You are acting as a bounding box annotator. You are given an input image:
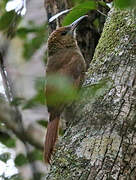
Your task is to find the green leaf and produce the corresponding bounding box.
[46,74,78,106]
[82,78,112,101]
[23,77,46,109]
[15,154,28,166]
[16,23,47,39]
[114,0,136,9]
[0,152,10,163]
[0,10,21,34]
[22,24,48,60]
[22,95,43,109]
[37,120,48,127]
[0,132,16,148]
[11,97,25,106]
[59,128,65,136]
[0,11,15,30]
[28,150,43,162]
[22,90,45,109]
[34,77,46,92]
[16,27,38,38]
[0,0,9,13]
[23,90,46,109]
[23,35,44,60]
[62,1,97,26]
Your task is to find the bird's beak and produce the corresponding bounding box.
[70,15,88,32]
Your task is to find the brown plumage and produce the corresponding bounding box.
[44,16,87,164]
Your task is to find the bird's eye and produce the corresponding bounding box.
[61,31,67,36]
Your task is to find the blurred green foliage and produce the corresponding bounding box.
[0,0,135,179]
[82,78,112,102]
[114,0,136,9]
[0,132,16,148]
[23,74,78,109]
[11,97,25,106]
[17,23,48,60]
[46,74,78,106]
[37,119,48,127]
[0,11,19,30]
[63,0,136,26]
[27,149,43,162]
[15,153,28,166]
[62,1,97,26]
[15,150,43,166]
[0,0,47,60]
[0,2,21,37]
[23,76,46,109]
[0,0,9,9]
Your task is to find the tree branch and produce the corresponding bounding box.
[0,49,44,178]
[0,95,43,150]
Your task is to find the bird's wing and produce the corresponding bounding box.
[46,48,86,80]
[45,48,86,114]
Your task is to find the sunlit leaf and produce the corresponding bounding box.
[62,1,97,26]
[15,153,28,166]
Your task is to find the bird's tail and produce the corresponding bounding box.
[44,116,60,164]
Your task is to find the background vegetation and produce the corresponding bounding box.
[0,0,135,179]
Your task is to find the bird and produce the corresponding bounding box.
[44,15,87,164]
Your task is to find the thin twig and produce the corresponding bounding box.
[0,51,41,178]
[0,52,13,101]
[97,10,107,17]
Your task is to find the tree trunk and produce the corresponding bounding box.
[46,7,136,180]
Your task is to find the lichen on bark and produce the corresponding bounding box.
[46,8,136,180]
[92,8,136,64]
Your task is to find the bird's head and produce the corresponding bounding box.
[48,15,88,55]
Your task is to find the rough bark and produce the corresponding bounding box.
[46,8,136,180]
